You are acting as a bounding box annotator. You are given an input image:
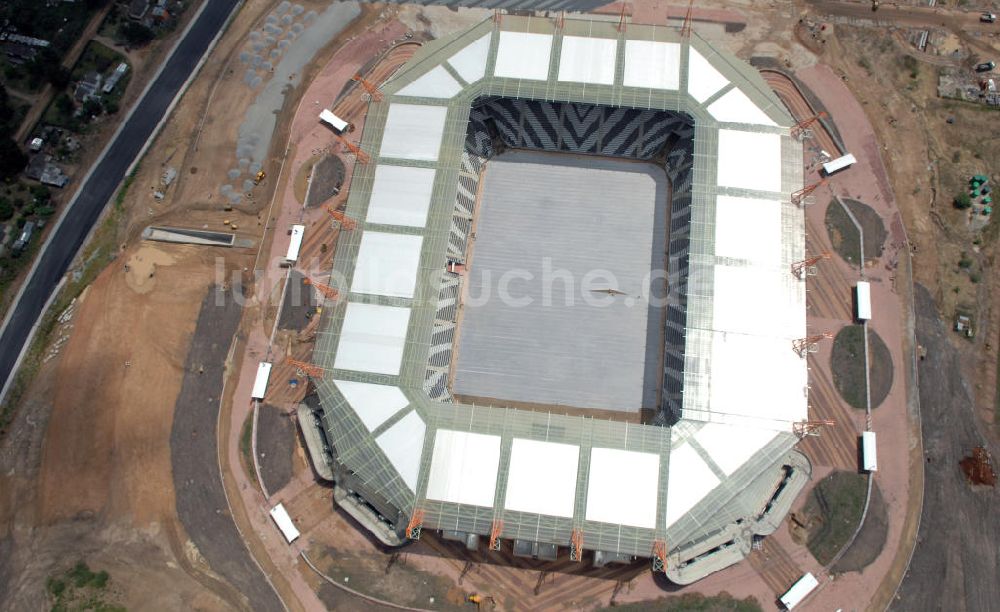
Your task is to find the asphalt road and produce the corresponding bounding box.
[0,0,240,401]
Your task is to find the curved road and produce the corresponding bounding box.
[0,0,241,401]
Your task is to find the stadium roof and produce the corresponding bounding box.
[312,15,807,562]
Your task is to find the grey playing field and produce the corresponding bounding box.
[453,150,668,412]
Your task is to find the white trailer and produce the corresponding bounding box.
[269,503,301,544]
[319,109,349,133]
[862,431,878,472]
[285,224,305,264]
[780,572,819,610]
[855,281,872,321]
[822,153,857,175]
[251,362,272,400]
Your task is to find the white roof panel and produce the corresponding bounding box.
[447,33,491,84]
[333,303,411,375]
[707,331,808,427]
[350,232,423,299]
[557,36,617,85]
[687,48,730,103]
[707,88,777,126]
[714,195,782,266]
[367,164,435,228]
[585,447,660,529]
[623,40,680,90]
[665,443,720,528]
[397,65,463,99]
[426,429,502,507]
[332,380,409,432]
[504,439,579,518]
[716,129,783,193]
[380,104,448,162]
[712,264,804,337]
[694,423,778,476]
[494,31,552,81]
[375,410,426,491]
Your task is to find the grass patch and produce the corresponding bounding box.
[597,593,762,612]
[239,410,258,487]
[830,324,894,410]
[47,561,122,612]
[802,471,868,565]
[824,198,887,266]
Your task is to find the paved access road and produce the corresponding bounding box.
[0,0,240,399]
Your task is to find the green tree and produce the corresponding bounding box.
[954,192,972,209]
[0,198,13,221]
[0,138,27,181]
[119,22,154,47]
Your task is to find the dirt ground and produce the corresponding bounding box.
[0,0,339,608]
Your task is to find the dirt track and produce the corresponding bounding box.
[893,285,1000,610]
[170,284,283,612]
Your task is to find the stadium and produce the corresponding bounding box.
[302,15,812,584]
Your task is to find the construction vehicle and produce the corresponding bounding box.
[871,0,879,11]
[466,594,496,609]
[975,60,996,73]
[254,170,266,185]
[981,12,996,23]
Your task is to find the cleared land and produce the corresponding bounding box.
[453,150,668,413]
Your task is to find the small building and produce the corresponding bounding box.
[74,72,102,103]
[12,221,36,256]
[822,153,857,176]
[780,572,819,610]
[25,154,69,188]
[319,109,349,133]
[102,62,129,94]
[855,281,871,322]
[269,503,300,544]
[29,137,44,152]
[2,41,38,65]
[251,362,272,400]
[861,431,877,472]
[285,224,305,264]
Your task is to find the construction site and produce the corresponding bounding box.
[10,0,1000,610]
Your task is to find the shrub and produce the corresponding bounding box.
[954,192,972,209]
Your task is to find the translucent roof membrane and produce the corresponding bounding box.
[333,303,411,375]
[397,65,463,99]
[494,31,552,81]
[447,33,491,84]
[585,447,660,529]
[694,423,778,476]
[426,429,502,507]
[713,195,783,266]
[716,129,783,193]
[333,379,409,432]
[707,88,777,126]
[665,443,720,528]
[504,438,580,518]
[623,40,681,90]
[375,410,426,491]
[366,164,436,228]
[379,103,448,161]
[350,231,423,299]
[687,47,729,103]
[557,36,618,85]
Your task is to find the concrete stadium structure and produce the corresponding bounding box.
[300,15,812,584]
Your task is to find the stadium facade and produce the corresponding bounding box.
[302,15,811,584]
